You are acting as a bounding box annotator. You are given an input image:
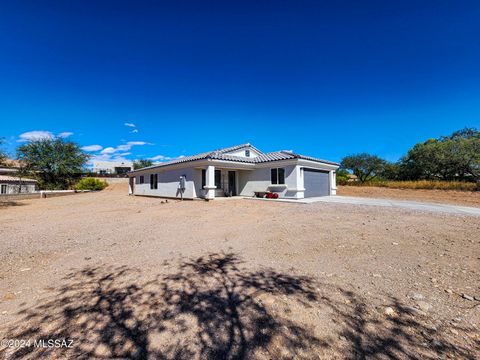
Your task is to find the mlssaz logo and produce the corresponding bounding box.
[34,339,74,348]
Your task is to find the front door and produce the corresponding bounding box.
[228,171,236,196]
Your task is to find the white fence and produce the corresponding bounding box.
[0,190,91,202]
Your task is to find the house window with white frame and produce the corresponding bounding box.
[201,169,222,188]
[270,168,285,185]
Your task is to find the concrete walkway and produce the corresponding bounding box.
[306,196,480,216]
[246,196,480,216]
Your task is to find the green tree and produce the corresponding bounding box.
[133,159,154,170]
[399,128,480,181]
[340,153,387,183]
[0,137,7,165]
[16,138,90,190]
[380,162,401,180]
[447,128,480,181]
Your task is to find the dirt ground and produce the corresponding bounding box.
[0,183,479,359]
[338,185,480,207]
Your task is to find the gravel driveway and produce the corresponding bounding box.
[0,184,479,359]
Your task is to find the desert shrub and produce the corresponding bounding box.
[341,180,477,191]
[75,178,107,191]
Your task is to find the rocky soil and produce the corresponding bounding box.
[0,183,479,359]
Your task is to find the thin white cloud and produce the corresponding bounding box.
[124,123,136,127]
[18,130,74,142]
[81,145,103,152]
[57,132,73,138]
[100,147,116,154]
[88,154,111,163]
[88,154,131,164]
[85,140,151,165]
[94,141,149,155]
[116,144,132,151]
[149,155,171,161]
[149,154,184,163]
[127,141,148,146]
[18,130,54,142]
[130,129,139,133]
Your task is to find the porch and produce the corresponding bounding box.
[199,165,251,199]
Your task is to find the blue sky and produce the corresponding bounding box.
[1,1,479,164]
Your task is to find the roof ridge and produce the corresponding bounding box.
[216,143,252,154]
[129,144,339,173]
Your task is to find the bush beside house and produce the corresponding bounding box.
[75,178,108,191]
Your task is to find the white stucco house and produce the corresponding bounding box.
[0,175,37,194]
[128,144,339,200]
[0,161,37,194]
[92,160,133,175]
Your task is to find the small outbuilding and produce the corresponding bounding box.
[128,144,339,200]
[0,175,37,195]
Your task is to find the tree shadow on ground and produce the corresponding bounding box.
[0,201,27,208]
[1,252,477,359]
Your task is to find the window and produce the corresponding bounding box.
[201,169,222,188]
[139,175,144,184]
[245,150,250,157]
[150,174,158,189]
[1,184,7,194]
[271,168,285,185]
[215,170,221,188]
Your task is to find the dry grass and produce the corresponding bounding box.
[338,185,480,207]
[344,180,478,191]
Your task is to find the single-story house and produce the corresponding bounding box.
[128,143,339,200]
[0,175,37,194]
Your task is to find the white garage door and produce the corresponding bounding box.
[304,169,330,197]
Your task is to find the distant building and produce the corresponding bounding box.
[92,160,133,175]
[0,159,22,175]
[0,175,37,194]
[0,160,37,194]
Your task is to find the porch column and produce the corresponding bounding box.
[292,165,305,199]
[330,170,337,195]
[204,165,216,200]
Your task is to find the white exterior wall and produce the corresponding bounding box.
[330,170,337,195]
[225,148,261,158]
[128,158,338,200]
[238,164,301,198]
[0,183,36,194]
[133,168,198,199]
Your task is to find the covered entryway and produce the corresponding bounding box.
[303,168,330,197]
